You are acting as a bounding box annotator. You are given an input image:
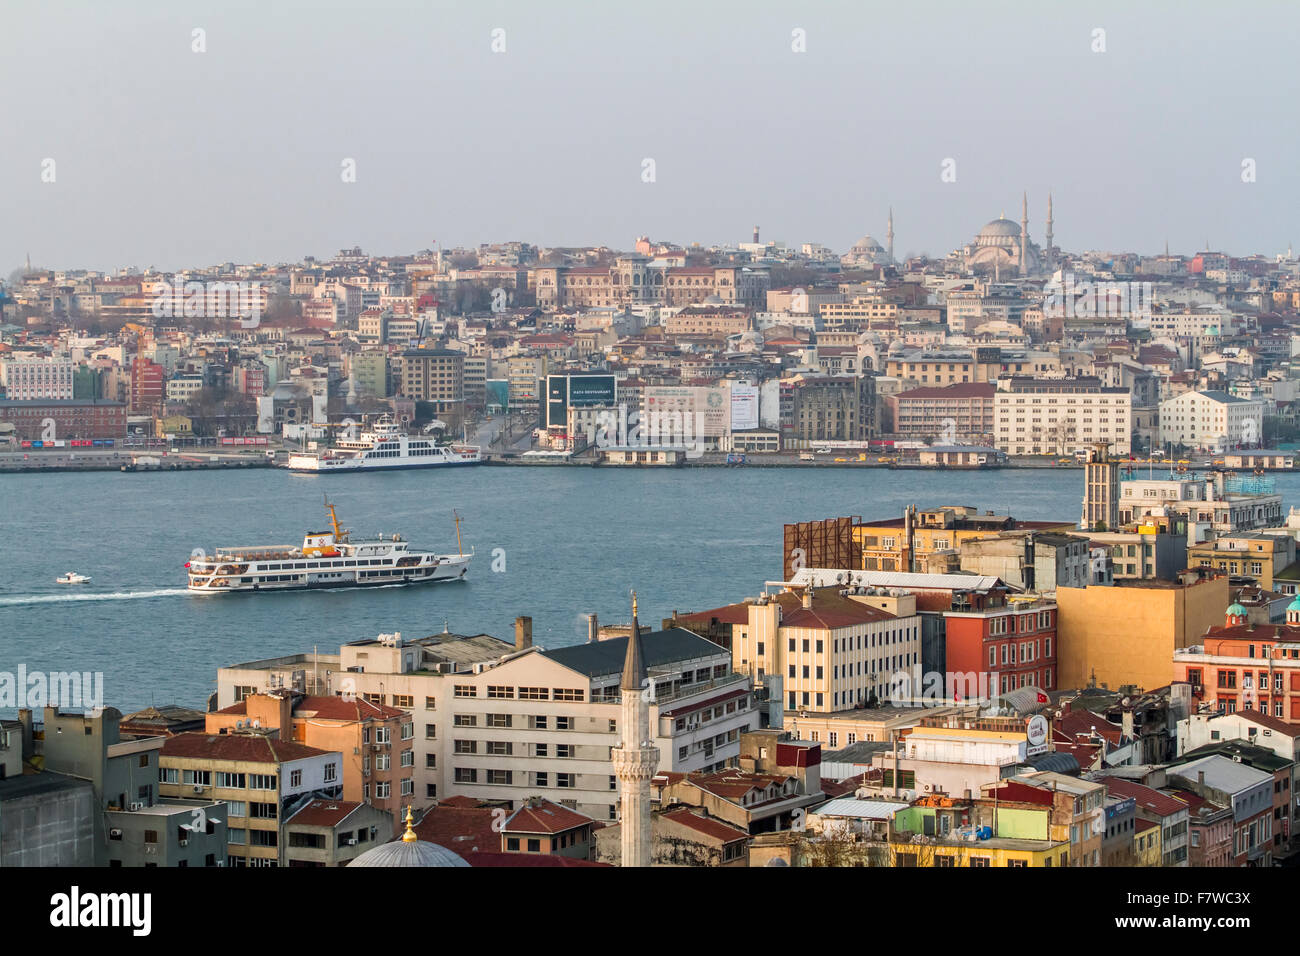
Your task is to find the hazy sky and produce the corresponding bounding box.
[1,0,1296,272]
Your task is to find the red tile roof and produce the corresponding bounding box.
[437,795,491,809]
[1103,779,1190,818]
[503,800,593,835]
[160,732,332,764]
[294,696,407,721]
[413,805,500,853]
[680,588,897,632]
[286,800,365,828]
[659,807,749,843]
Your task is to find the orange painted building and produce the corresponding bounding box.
[945,598,1058,696]
[1174,598,1300,721]
[207,691,413,832]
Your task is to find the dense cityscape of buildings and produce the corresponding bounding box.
[2,209,1298,463]
[6,218,1300,871]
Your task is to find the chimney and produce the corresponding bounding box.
[586,613,599,644]
[514,616,533,651]
[802,588,813,610]
[1198,770,1205,786]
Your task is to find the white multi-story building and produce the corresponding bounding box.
[1145,305,1241,339]
[217,622,754,823]
[1159,389,1265,451]
[165,374,205,403]
[0,357,75,400]
[994,376,1132,456]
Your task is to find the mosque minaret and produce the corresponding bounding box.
[1045,193,1054,270]
[1019,192,1029,277]
[611,591,659,867]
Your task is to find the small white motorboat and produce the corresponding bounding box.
[56,572,91,584]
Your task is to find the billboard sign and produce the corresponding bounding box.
[730,383,759,431]
[1026,714,1049,756]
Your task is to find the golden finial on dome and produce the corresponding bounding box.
[401,805,417,842]
[631,589,638,619]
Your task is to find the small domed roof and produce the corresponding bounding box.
[349,807,471,868]
[1287,597,1300,612]
[1226,602,1248,617]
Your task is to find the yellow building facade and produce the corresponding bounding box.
[1055,574,1227,691]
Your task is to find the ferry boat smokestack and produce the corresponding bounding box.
[586,613,599,643]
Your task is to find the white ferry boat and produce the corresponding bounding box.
[186,498,471,594]
[287,416,481,473]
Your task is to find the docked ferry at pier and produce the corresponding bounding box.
[185,499,471,593]
[287,416,481,472]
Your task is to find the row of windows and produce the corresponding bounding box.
[458,685,586,701]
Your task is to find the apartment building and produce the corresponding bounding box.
[281,799,395,866]
[1175,599,1300,721]
[1118,474,1283,534]
[391,348,465,428]
[994,376,1132,456]
[1099,777,1190,866]
[206,691,413,831]
[888,383,995,442]
[1056,572,1228,691]
[1187,532,1296,589]
[661,306,751,337]
[218,623,754,823]
[0,357,75,399]
[945,597,1059,696]
[158,733,344,867]
[684,586,922,714]
[787,375,876,443]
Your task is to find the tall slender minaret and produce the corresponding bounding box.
[1045,193,1054,270]
[1019,191,1029,277]
[611,590,658,867]
[886,208,895,264]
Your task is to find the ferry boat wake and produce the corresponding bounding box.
[185,497,471,594]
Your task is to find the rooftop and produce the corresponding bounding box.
[541,627,727,681]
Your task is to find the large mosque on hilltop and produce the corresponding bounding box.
[845,194,1058,277]
[958,193,1055,277]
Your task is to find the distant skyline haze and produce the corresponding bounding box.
[1,0,1295,272]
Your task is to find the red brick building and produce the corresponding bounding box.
[0,399,127,441]
[888,382,996,442]
[130,357,165,413]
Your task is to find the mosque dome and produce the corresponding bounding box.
[348,808,471,868]
[853,235,884,251]
[975,218,1022,245]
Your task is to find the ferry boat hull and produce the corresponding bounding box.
[187,553,470,594]
[186,498,473,594]
[285,415,482,473]
[287,454,480,473]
